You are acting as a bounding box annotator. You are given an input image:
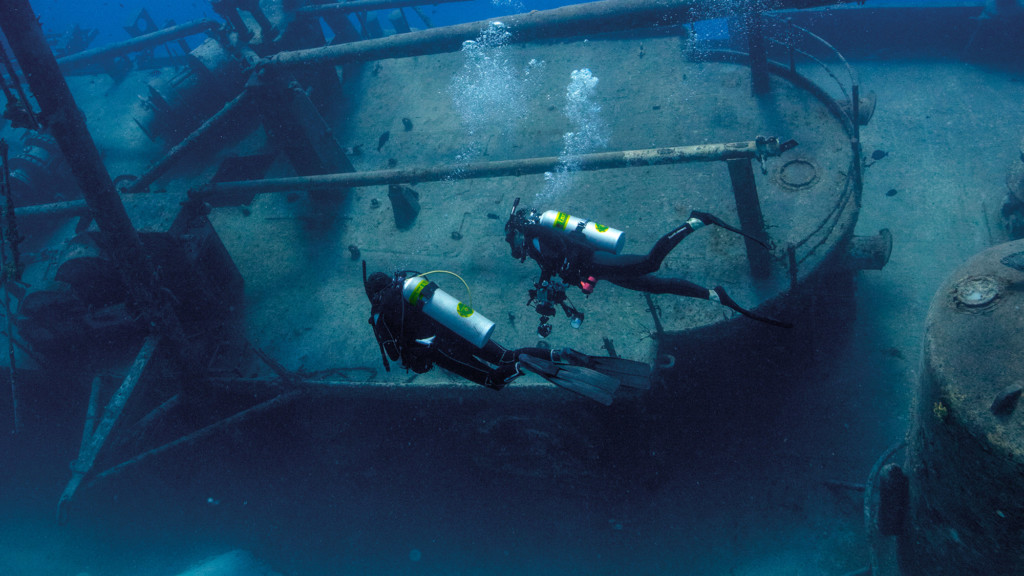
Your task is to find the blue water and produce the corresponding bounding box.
[2,0,1020,575]
[33,0,989,44]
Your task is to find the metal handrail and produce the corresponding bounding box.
[765,13,861,140]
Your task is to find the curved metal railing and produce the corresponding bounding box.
[762,13,862,142]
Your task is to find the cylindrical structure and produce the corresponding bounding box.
[8,132,80,205]
[538,209,625,254]
[133,38,254,141]
[900,239,1024,575]
[402,276,495,348]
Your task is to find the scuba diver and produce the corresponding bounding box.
[363,263,651,405]
[503,198,792,335]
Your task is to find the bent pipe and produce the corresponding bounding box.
[266,0,862,69]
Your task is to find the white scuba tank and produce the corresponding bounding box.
[402,276,495,348]
[538,210,626,254]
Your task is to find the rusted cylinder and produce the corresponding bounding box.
[267,0,860,69]
[8,132,80,205]
[56,19,218,71]
[900,239,1024,575]
[133,38,255,141]
[844,229,893,271]
[198,138,788,198]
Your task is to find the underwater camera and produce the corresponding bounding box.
[528,278,584,338]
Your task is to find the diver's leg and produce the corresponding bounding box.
[607,276,791,328]
[589,219,705,277]
[593,212,733,277]
[607,275,709,299]
[643,216,707,271]
[434,346,515,390]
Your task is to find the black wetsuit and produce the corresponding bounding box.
[367,273,554,390]
[508,209,791,328]
[519,217,709,299]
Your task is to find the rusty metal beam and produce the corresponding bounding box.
[267,0,861,69]
[13,198,89,221]
[125,88,254,195]
[727,157,771,278]
[57,336,159,524]
[197,137,791,199]
[56,19,219,71]
[297,0,470,17]
[90,389,305,485]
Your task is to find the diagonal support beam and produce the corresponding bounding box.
[57,335,159,524]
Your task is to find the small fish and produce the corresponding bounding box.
[871,149,888,161]
[377,131,390,151]
[402,117,413,131]
[1000,251,1024,272]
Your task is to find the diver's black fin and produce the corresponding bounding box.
[519,354,619,405]
[559,349,652,390]
[588,356,652,390]
[691,210,771,250]
[712,286,793,329]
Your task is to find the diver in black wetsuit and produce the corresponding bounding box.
[503,198,791,333]
[363,265,651,405]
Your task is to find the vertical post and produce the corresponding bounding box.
[0,38,39,129]
[786,17,796,74]
[0,140,20,433]
[211,0,253,42]
[851,83,861,142]
[0,0,194,373]
[389,9,412,34]
[747,9,770,96]
[727,158,771,278]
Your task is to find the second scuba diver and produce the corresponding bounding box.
[363,263,651,405]
[504,198,792,334]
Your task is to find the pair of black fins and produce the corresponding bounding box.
[518,351,652,406]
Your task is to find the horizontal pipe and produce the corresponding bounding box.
[198,138,788,198]
[14,199,89,220]
[57,19,219,71]
[297,0,469,17]
[267,0,860,69]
